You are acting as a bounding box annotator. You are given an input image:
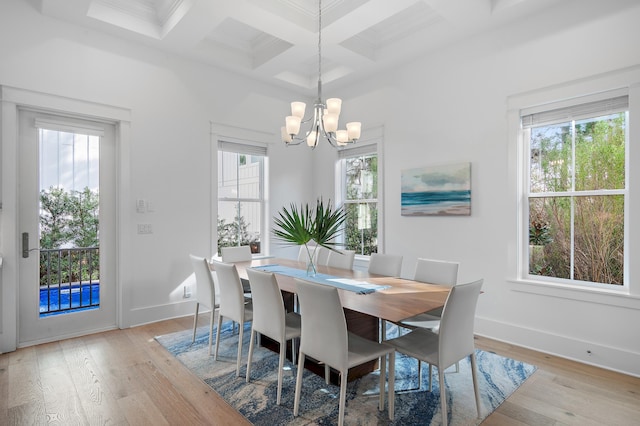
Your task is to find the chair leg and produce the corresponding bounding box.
[338,370,348,426]
[388,351,395,420]
[470,353,482,418]
[277,344,285,405]
[325,364,330,385]
[208,308,215,356]
[439,366,447,426]
[293,353,306,416]
[381,319,387,341]
[428,363,433,392]
[214,314,223,361]
[246,328,256,383]
[378,356,385,411]
[192,302,200,343]
[236,321,244,377]
[418,360,422,389]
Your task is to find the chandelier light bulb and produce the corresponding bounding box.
[326,98,342,115]
[336,130,348,145]
[281,126,292,143]
[291,102,306,118]
[323,113,338,132]
[285,115,301,135]
[307,131,317,147]
[346,122,361,140]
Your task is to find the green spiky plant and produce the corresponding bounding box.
[273,198,346,275]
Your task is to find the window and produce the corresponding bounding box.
[521,95,628,286]
[217,141,266,255]
[338,144,378,255]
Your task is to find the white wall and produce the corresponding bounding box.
[312,2,640,375]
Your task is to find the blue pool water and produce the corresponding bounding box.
[39,283,100,317]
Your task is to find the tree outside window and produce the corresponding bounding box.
[342,152,378,255]
[525,104,626,285]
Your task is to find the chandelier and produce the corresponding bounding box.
[280,0,361,149]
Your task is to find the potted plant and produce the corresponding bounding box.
[529,219,552,274]
[273,198,346,276]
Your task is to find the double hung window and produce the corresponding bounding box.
[217,141,266,255]
[338,144,378,255]
[521,94,628,286]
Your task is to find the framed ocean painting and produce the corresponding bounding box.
[401,162,471,216]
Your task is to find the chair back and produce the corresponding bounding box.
[246,268,286,340]
[212,260,246,322]
[438,279,483,368]
[189,254,217,309]
[221,245,252,262]
[295,279,348,370]
[315,246,331,266]
[297,243,317,263]
[413,258,459,286]
[368,253,403,276]
[327,249,356,270]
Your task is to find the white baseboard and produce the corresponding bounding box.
[126,299,200,328]
[475,316,640,378]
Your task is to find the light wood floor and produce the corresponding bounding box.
[1,314,638,425]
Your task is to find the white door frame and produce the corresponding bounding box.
[0,86,132,352]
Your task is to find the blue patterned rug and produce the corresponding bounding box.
[156,322,536,425]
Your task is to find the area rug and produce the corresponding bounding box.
[156,322,536,425]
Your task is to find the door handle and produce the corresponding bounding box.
[22,232,40,258]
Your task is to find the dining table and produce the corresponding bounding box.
[216,257,452,382]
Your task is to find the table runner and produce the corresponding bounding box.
[251,264,389,294]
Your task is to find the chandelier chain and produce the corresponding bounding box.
[318,0,322,92]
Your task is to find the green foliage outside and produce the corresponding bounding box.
[217,212,260,254]
[529,113,625,284]
[344,154,378,255]
[39,187,99,285]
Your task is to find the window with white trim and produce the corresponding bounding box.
[217,141,266,255]
[338,143,378,255]
[521,94,628,286]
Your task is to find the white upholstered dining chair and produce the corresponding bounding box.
[326,249,356,270]
[369,253,403,341]
[315,246,332,266]
[399,258,459,329]
[245,268,301,405]
[189,254,219,355]
[221,245,252,262]
[396,257,460,383]
[212,260,253,377]
[385,279,483,426]
[293,278,395,426]
[368,253,403,276]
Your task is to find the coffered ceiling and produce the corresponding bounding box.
[31,0,634,94]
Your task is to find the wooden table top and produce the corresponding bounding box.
[221,257,451,323]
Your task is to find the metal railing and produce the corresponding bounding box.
[39,247,100,315]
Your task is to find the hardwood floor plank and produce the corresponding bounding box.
[40,363,88,425]
[8,358,43,409]
[7,401,47,426]
[118,390,170,425]
[59,337,128,425]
